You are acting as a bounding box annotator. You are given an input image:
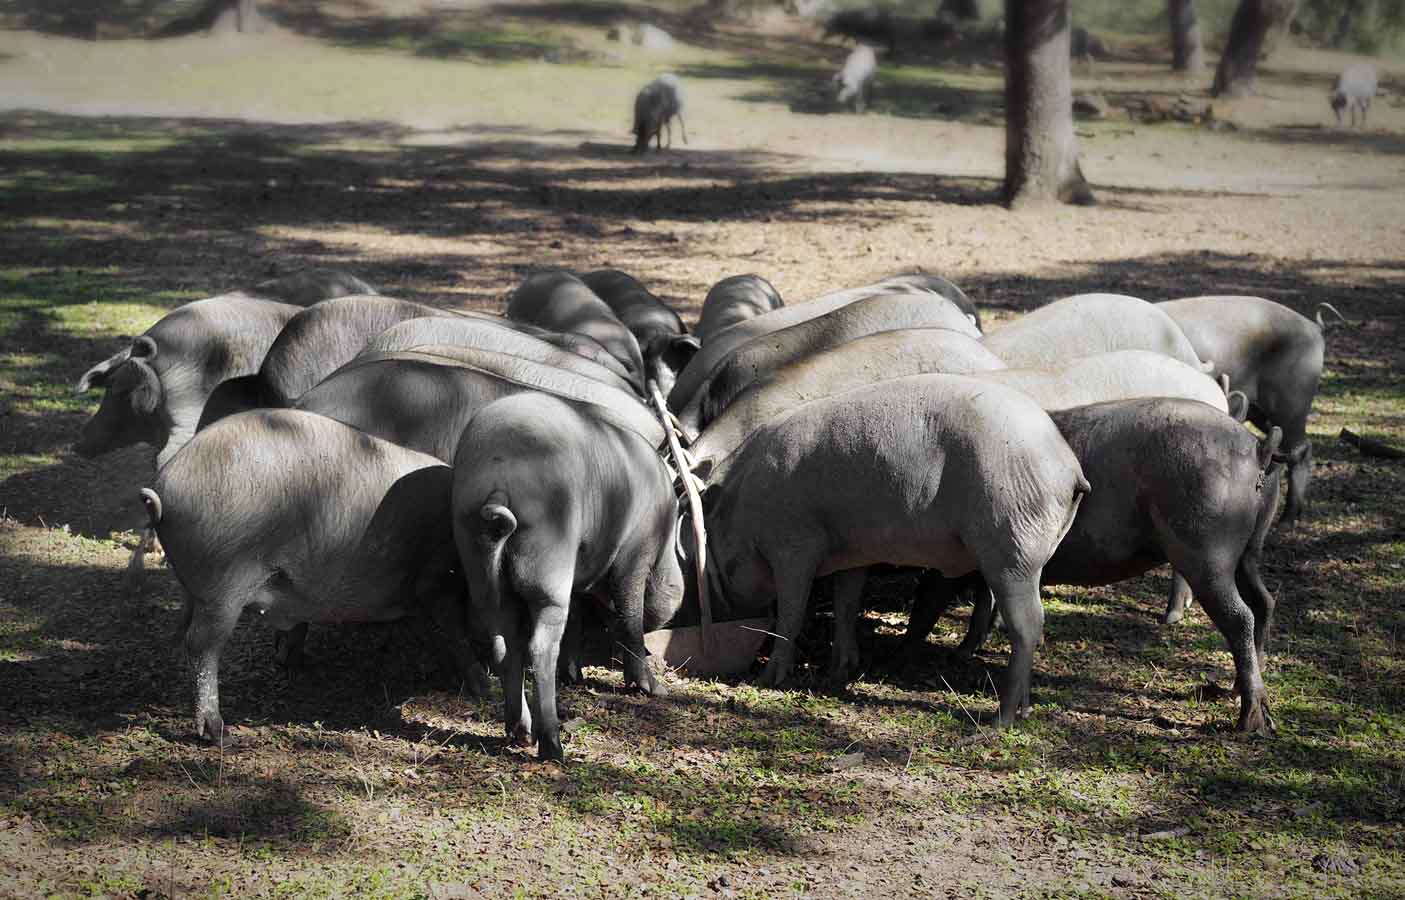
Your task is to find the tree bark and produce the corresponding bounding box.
[1168,0,1205,73]
[1002,0,1094,208]
[236,0,258,33]
[1211,0,1297,97]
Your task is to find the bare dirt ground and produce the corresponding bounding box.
[1,2,1403,897]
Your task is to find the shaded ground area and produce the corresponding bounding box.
[2,9,1404,899]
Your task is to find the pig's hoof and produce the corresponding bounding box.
[630,672,669,698]
[465,663,492,698]
[1160,606,1186,626]
[1237,696,1276,735]
[558,659,584,685]
[538,736,564,762]
[756,659,790,689]
[507,724,534,749]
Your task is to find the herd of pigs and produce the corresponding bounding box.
[70,267,1344,761]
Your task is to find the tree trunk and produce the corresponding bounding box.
[236,0,258,33]
[1211,0,1296,97]
[1002,0,1094,208]
[1168,0,1205,73]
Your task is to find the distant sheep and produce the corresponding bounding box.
[833,44,877,112]
[1331,62,1377,127]
[632,74,687,153]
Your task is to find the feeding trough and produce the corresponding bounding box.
[643,617,773,676]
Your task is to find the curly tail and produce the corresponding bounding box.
[479,490,519,616]
[1315,302,1346,330]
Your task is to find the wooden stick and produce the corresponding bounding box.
[651,384,712,657]
[1340,428,1405,460]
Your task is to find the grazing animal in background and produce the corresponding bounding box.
[694,274,785,345]
[834,44,877,112]
[1157,295,1342,535]
[147,409,489,744]
[453,393,686,760]
[1330,62,1377,127]
[698,373,1089,725]
[891,399,1284,734]
[1070,26,1107,65]
[632,74,687,153]
[822,7,897,53]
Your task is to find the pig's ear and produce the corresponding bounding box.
[130,335,158,359]
[76,346,132,393]
[128,358,162,415]
[657,333,701,373]
[1227,390,1250,423]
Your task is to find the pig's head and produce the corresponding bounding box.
[73,335,166,458]
[642,333,701,400]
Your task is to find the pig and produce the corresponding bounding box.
[239,268,378,305]
[506,271,648,395]
[144,409,488,743]
[980,293,1211,372]
[672,288,983,438]
[876,273,982,331]
[691,327,1007,467]
[834,44,877,113]
[632,74,687,153]
[893,399,1283,734]
[694,274,784,345]
[670,276,969,416]
[1157,295,1341,531]
[698,373,1089,726]
[74,295,300,468]
[361,316,636,394]
[453,393,686,760]
[252,295,455,407]
[579,269,700,397]
[1330,62,1377,127]
[298,345,664,462]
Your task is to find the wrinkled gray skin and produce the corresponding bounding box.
[579,269,699,397]
[148,409,488,744]
[699,374,1089,726]
[252,295,457,407]
[981,293,1210,372]
[1330,62,1377,127]
[453,393,686,760]
[674,288,982,438]
[239,268,378,306]
[876,273,982,331]
[298,345,664,462]
[1158,295,1331,533]
[895,399,1283,734]
[670,277,969,414]
[362,316,635,394]
[632,74,687,153]
[691,327,1006,467]
[694,274,784,345]
[506,271,648,395]
[833,44,877,112]
[74,295,301,467]
[978,350,1228,413]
